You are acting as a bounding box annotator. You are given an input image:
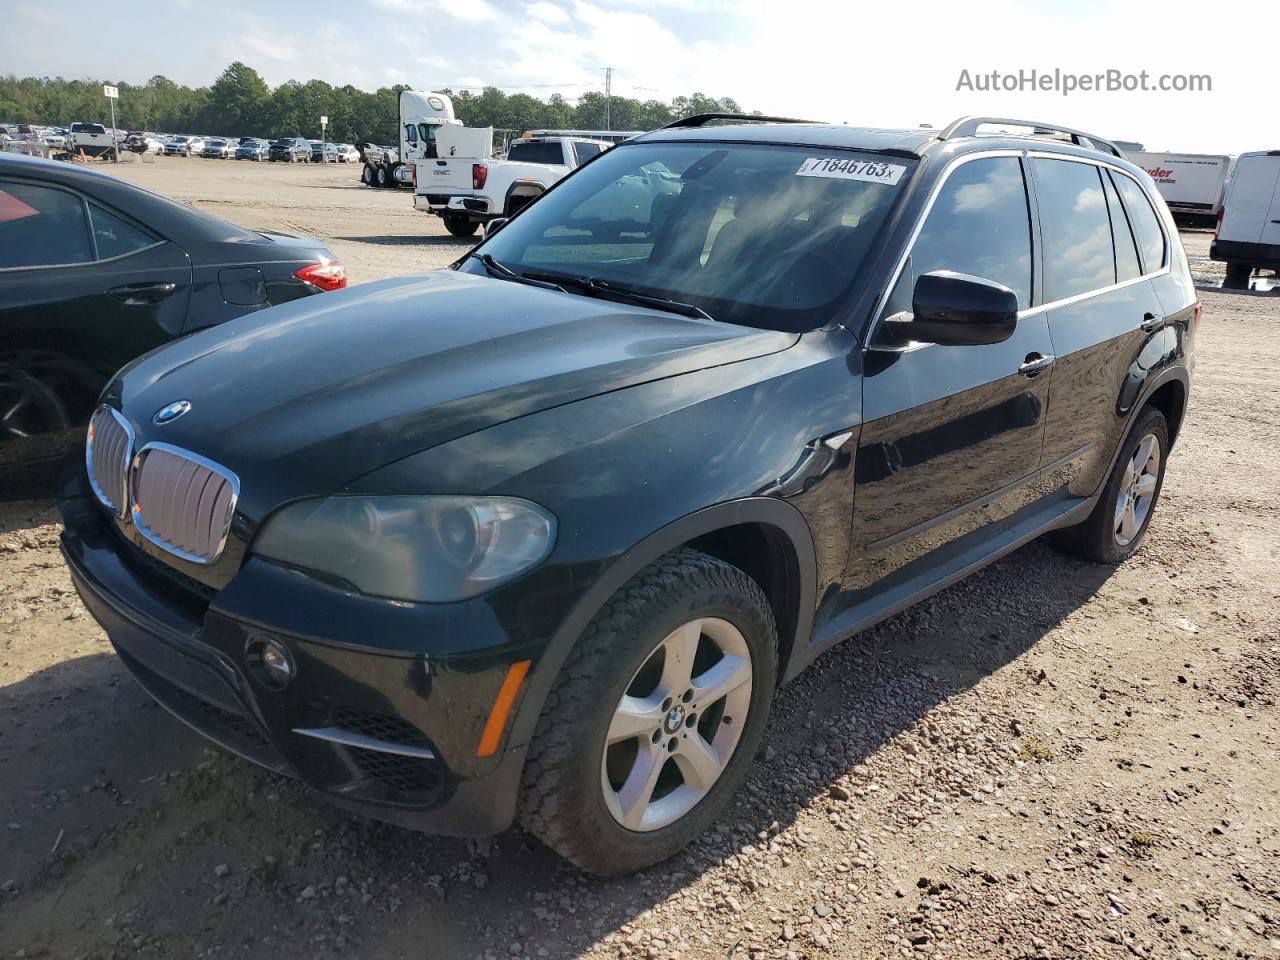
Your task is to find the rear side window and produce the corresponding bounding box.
[889,156,1033,311]
[0,181,92,268]
[1111,172,1166,273]
[89,202,158,259]
[1032,158,1115,301]
[404,124,418,143]
[573,141,603,165]
[1102,172,1142,282]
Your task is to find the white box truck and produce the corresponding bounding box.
[1210,150,1280,289]
[1129,151,1233,227]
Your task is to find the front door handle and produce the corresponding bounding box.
[1140,311,1164,332]
[107,282,177,305]
[1019,353,1056,377]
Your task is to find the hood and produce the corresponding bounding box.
[108,270,796,519]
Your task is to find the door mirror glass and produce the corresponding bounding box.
[886,270,1018,346]
[483,217,509,237]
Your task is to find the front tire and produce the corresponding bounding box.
[518,549,777,875]
[1050,406,1169,563]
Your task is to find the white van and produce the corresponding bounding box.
[1211,150,1280,289]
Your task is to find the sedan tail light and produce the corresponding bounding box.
[294,261,347,291]
[472,163,488,190]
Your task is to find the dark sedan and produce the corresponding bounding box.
[0,152,345,495]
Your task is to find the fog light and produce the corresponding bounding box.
[247,636,294,690]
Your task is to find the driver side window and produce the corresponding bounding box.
[882,156,1033,318]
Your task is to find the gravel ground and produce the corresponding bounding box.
[1,158,1279,960]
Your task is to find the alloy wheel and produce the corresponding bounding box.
[601,617,753,832]
[1114,432,1161,547]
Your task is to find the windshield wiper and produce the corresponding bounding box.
[522,271,713,321]
[471,253,565,292]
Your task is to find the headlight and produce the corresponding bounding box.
[253,496,556,603]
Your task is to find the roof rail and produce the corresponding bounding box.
[938,116,1123,158]
[662,113,820,129]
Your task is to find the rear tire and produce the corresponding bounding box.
[375,164,390,188]
[1223,262,1252,290]
[443,214,479,237]
[518,549,777,876]
[361,164,376,186]
[1049,406,1169,564]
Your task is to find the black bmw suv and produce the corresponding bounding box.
[59,115,1196,875]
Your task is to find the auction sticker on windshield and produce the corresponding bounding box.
[796,157,906,185]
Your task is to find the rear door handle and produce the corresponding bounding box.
[1140,311,1164,332]
[107,282,177,305]
[1018,353,1056,377]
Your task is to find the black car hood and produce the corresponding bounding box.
[108,270,796,519]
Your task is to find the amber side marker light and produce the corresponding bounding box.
[476,659,532,757]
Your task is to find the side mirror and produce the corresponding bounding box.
[483,217,509,238]
[885,270,1019,346]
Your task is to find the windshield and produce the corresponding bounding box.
[470,141,913,332]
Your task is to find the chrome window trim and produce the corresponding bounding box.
[0,239,168,273]
[85,405,134,518]
[868,148,1170,352]
[128,441,241,565]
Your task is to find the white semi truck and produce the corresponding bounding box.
[361,91,463,189]
[1128,151,1234,227]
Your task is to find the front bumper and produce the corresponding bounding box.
[58,469,533,836]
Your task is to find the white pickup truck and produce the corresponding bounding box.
[69,122,118,159]
[414,131,611,236]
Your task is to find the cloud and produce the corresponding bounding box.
[233,34,299,64]
[528,1,569,24]
[433,0,498,21]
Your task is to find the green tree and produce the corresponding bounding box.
[203,62,269,135]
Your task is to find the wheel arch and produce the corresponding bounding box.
[1143,374,1188,447]
[504,179,546,217]
[505,497,818,753]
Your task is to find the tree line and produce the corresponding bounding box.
[0,63,749,143]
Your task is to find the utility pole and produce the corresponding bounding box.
[604,66,612,131]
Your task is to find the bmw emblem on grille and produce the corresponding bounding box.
[153,400,191,425]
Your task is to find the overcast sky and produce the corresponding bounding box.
[7,0,1271,155]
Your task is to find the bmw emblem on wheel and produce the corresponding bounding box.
[153,400,192,425]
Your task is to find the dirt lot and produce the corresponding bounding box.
[2,158,1279,960]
